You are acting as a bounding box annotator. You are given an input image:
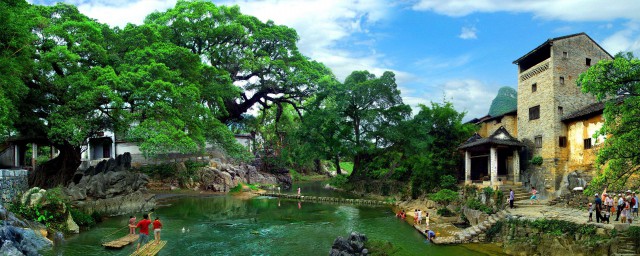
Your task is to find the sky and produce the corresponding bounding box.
[29,0,640,120]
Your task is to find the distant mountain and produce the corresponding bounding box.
[488,86,517,116]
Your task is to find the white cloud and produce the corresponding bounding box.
[412,0,640,22]
[441,79,496,119]
[70,0,176,28]
[459,26,477,40]
[400,79,498,119]
[602,22,640,55]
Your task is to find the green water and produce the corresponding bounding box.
[44,182,492,256]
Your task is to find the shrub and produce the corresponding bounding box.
[628,226,640,247]
[466,199,494,214]
[495,189,504,209]
[430,189,459,205]
[482,186,494,199]
[485,220,504,240]
[329,174,348,187]
[70,208,95,228]
[437,208,454,217]
[529,156,543,166]
[439,175,458,191]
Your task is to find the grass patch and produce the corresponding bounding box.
[339,162,354,175]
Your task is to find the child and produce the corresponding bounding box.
[417,209,422,225]
[425,212,430,227]
[588,203,593,222]
[152,217,162,245]
[129,215,137,234]
[603,209,610,224]
[530,186,540,205]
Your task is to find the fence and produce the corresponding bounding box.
[0,169,29,204]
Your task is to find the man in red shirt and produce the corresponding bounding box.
[136,213,152,251]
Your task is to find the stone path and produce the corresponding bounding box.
[257,193,393,206]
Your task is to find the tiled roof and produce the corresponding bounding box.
[561,98,624,122]
[458,126,524,150]
[513,32,613,64]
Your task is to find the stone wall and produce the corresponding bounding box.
[0,169,28,204]
[565,115,603,172]
[479,114,518,138]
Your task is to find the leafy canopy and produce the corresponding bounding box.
[578,52,640,194]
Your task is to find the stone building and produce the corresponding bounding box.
[459,33,613,197]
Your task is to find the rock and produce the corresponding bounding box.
[330,232,368,256]
[0,225,53,256]
[20,187,46,207]
[73,190,156,216]
[66,214,80,234]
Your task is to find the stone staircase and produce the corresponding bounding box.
[498,185,530,201]
[455,210,508,243]
[614,231,638,256]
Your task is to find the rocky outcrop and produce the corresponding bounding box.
[462,206,489,226]
[0,204,52,256]
[66,153,156,216]
[329,232,368,256]
[198,161,292,192]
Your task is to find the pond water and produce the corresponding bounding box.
[44,182,497,256]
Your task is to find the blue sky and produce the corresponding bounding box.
[30,0,640,119]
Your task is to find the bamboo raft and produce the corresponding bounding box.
[130,240,167,256]
[102,234,139,248]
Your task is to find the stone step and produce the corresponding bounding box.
[617,249,636,254]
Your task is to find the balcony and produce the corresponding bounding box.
[519,59,549,82]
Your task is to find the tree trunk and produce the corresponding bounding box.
[29,142,81,189]
[350,154,362,181]
[334,155,342,175]
[314,158,321,174]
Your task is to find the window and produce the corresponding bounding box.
[495,117,502,124]
[584,138,592,149]
[558,106,563,116]
[559,136,567,147]
[529,105,540,120]
[560,76,565,85]
[535,136,543,148]
[586,58,592,66]
[532,83,537,92]
[562,51,568,58]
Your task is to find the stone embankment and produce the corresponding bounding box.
[258,193,393,206]
[0,169,28,204]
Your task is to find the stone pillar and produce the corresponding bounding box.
[14,144,19,167]
[31,143,37,168]
[513,149,520,183]
[465,151,471,184]
[490,147,498,186]
[87,142,91,161]
[111,136,116,158]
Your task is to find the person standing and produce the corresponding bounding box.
[633,192,638,218]
[616,193,624,221]
[417,209,422,225]
[135,214,152,251]
[509,189,515,209]
[129,215,137,235]
[594,193,603,223]
[152,217,163,245]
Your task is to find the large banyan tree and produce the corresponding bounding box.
[1,0,332,188]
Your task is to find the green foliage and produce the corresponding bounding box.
[495,189,504,209]
[9,187,69,232]
[578,52,640,194]
[69,208,95,228]
[628,226,640,247]
[466,199,494,214]
[439,175,458,191]
[328,175,349,188]
[507,218,597,236]
[437,207,454,217]
[138,163,176,180]
[229,184,243,193]
[488,86,517,116]
[483,186,494,199]
[485,220,504,240]
[430,189,459,205]
[529,156,543,166]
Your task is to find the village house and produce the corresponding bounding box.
[459,33,613,197]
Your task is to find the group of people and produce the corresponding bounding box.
[589,190,638,224]
[128,213,163,251]
[396,209,435,242]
